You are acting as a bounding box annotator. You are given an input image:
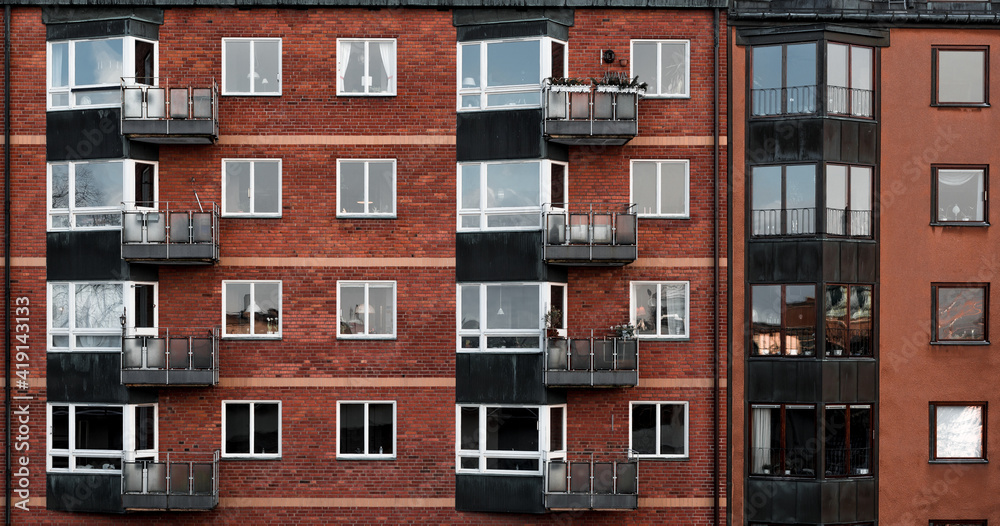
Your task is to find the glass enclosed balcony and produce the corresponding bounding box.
[544,204,637,266]
[545,455,638,510]
[543,82,641,146]
[121,79,219,144]
[121,452,219,511]
[544,333,638,387]
[121,203,220,264]
[121,328,218,386]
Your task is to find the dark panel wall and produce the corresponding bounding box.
[46,474,124,514]
[747,360,876,403]
[745,478,876,524]
[453,8,572,41]
[47,231,157,281]
[47,109,158,162]
[45,17,161,41]
[457,231,568,282]
[456,110,549,162]
[456,353,565,405]
[455,474,545,514]
[747,119,877,166]
[746,240,876,283]
[47,353,156,404]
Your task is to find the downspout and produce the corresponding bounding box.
[712,7,721,526]
[4,5,12,526]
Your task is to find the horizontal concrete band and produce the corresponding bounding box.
[1,135,726,146]
[25,496,726,508]
[4,378,721,388]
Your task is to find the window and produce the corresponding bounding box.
[456,405,565,474]
[222,38,281,95]
[337,281,396,338]
[337,39,396,96]
[222,159,282,217]
[631,282,689,339]
[824,285,874,357]
[48,37,157,110]
[458,160,566,231]
[48,160,157,231]
[932,284,988,343]
[48,282,156,352]
[337,159,396,217]
[827,43,874,117]
[631,40,690,98]
[222,281,281,338]
[930,522,987,526]
[751,284,817,357]
[750,404,817,477]
[631,160,689,217]
[458,282,564,352]
[933,46,988,106]
[930,403,986,461]
[751,42,817,116]
[458,37,565,111]
[337,401,396,459]
[47,404,156,472]
[826,164,873,236]
[751,165,817,236]
[630,402,688,458]
[222,401,281,458]
[933,166,987,225]
[824,405,872,476]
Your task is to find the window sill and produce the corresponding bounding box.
[337,214,397,220]
[222,335,282,340]
[221,455,282,460]
[929,340,990,346]
[930,221,989,227]
[221,93,282,97]
[638,214,690,220]
[337,455,396,461]
[337,335,397,340]
[642,94,690,99]
[221,214,282,219]
[928,458,988,464]
[337,92,397,97]
[931,102,990,108]
[635,336,689,342]
[629,455,688,461]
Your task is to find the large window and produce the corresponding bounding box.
[631,281,689,339]
[631,160,689,218]
[222,38,281,96]
[458,38,565,111]
[751,404,817,477]
[458,160,566,231]
[49,282,156,352]
[48,37,157,110]
[337,281,396,339]
[631,40,689,98]
[630,402,688,459]
[933,46,988,106]
[337,39,396,96]
[48,404,156,472]
[827,43,874,117]
[825,285,874,357]
[826,165,873,236]
[222,159,282,217]
[456,405,565,475]
[458,282,564,352]
[337,401,396,459]
[337,159,396,217]
[933,166,987,225]
[222,401,281,458]
[222,281,281,338]
[932,284,988,343]
[48,160,157,231]
[930,403,986,461]
[824,405,872,476]
[751,165,817,236]
[751,42,817,116]
[751,284,817,357]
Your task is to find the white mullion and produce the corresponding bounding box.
[249,40,256,95]
[68,406,77,470]
[248,402,256,454]
[362,283,370,332]
[363,161,371,214]
[363,41,371,93]
[247,161,256,214]
[362,403,370,456]
[655,162,663,215]
[479,406,487,471]
[654,404,662,456]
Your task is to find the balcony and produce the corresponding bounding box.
[122,328,218,386]
[545,334,638,387]
[544,205,637,266]
[750,85,873,118]
[121,79,219,144]
[545,456,638,510]
[121,203,220,264]
[825,326,873,357]
[543,82,640,146]
[122,452,219,511]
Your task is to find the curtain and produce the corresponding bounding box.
[939,170,984,221]
[378,41,394,93]
[751,407,772,473]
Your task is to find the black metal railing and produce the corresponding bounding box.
[545,455,638,502]
[827,85,874,118]
[826,208,873,237]
[122,328,219,384]
[750,446,817,477]
[825,326,874,357]
[751,207,816,236]
[122,451,219,509]
[122,78,218,122]
[825,446,872,476]
[751,85,817,117]
[545,204,637,247]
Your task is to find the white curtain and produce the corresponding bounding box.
[939,170,984,221]
[936,405,983,458]
[378,41,394,92]
[752,407,772,473]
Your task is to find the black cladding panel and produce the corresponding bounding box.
[47,231,159,281]
[457,231,551,282]
[456,353,565,405]
[47,109,158,162]
[47,352,156,404]
[455,474,545,513]
[457,110,546,162]
[47,473,124,514]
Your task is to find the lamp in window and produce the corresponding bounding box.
[463,77,477,88]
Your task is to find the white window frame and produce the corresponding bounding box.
[630,159,690,218]
[336,38,397,96]
[47,160,158,231]
[630,39,690,98]
[336,401,397,460]
[630,281,691,339]
[457,37,566,111]
[47,403,158,473]
[455,404,566,475]
[221,280,282,339]
[47,36,159,110]
[457,282,565,353]
[336,159,397,218]
[336,280,398,340]
[221,38,282,96]
[48,281,157,352]
[221,159,283,218]
[629,401,689,459]
[221,400,282,459]
[457,160,566,232]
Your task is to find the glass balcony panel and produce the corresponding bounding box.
[192,463,214,494]
[191,212,214,243]
[615,213,636,245]
[593,214,613,244]
[569,214,589,244]
[123,88,144,119]
[616,462,638,494]
[123,338,144,368]
[169,463,190,494]
[593,339,615,370]
[146,337,166,369]
[169,88,189,119]
[570,338,591,371]
[547,461,568,492]
[145,212,166,242]
[191,337,214,369]
[547,91,567,119]
[547,338,568,370]
[570,92,590,119]
[169,212,190,244]
[192,89,213,118]
[546,213,566,245]
[593,92,614,119]
[123,462,144,493]
[146,88,166,119]
[569,463,591,493]
[146,462,167,493]
[593,462,614,494]
[122,212,144,243]
[617,93,637,119]
[168,338,189,369]
[617,339,637,369]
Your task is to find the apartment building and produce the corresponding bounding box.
[0,2,727,524]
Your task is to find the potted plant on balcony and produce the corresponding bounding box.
[592,72,647,120]
[546,77,592,120]
[543,308,564,338]
[611,322,636,339]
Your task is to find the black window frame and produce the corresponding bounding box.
[824,284,874,358]
[750,284,818,357]
[931,45,990,107]
[931,283,989,344]
[749,403,818,478]
[931,164,989,226]
[750,164,819,237]
[824,404,873,477]
[749,41,819,117]
[826,41,875,119]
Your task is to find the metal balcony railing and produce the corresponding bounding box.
[121,328,219,386]
[825,446,872,476]
[545,454,638,510]
[826,207,874,237]
[827,86,874,118]
[545,333,638,387]
[543,82,641,145]
[751,85,818,117]
[122,451,219,511]
[750,446,817,477]
[825,326,874,357]
[544,204,637,266]
[121,202,220,264]
[751,207,817,236]
[121,78,219,144]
